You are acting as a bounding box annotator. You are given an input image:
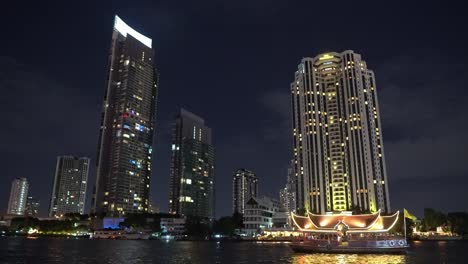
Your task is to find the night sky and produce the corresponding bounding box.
[1,1,467,218]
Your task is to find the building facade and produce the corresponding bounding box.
[94,15,158,216]
[25,196,40,217]
[279,160,296,213]
[49,156,89,217]
[168,109,215,219]
[160,217,186,238]
[291,51,390,214]
[243,196,280,236]
[232,169,258,214]
[7,178,29,215]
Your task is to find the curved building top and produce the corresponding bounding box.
[114,15,152,48]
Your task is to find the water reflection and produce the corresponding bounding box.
[292,253,407,264]
[1,238,465,264]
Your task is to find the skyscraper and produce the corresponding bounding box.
[279,161,296,213]
[94,15,158,216]
[49,156,89,217]
[232,169,258,214]
[168,109,215,219]
[7,178,29,215]
[25,196,40,217]
[291,51,390,214]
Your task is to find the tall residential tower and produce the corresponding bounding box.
[7,178,29,215]
[279,161,296,213]
[232,169,258,214]
[168,109,215,219]
[291,51,390,214]
[94,15,158,215]
[49,156,89,217]
[25,196,40,217]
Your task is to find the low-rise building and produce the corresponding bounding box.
[272,211,290,228]
[243,196,280,236]
[160,217,185,238]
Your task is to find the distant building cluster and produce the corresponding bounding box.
[6,178,40,218]
[3,16,392,235]
[3,16,217,221]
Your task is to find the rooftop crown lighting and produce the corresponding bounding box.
[319,54,334,60]
[114,15,152,48]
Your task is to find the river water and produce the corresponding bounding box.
[0,237,466,263]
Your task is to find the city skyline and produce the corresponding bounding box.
[1,2,467,218]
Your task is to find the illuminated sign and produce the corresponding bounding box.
[319,54,334,60]
[114,15,152,48]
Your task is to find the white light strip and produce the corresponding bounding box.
[114,15,152,48]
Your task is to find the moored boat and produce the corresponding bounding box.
[289,210,409,254]
[92,230,150,240]
[290,238,408,254]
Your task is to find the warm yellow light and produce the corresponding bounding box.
[28,228,38,234]
[346,219,366,228]
[319,54,334,60]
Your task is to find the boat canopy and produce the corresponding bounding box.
[291,210,400,233]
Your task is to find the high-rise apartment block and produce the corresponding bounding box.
[49,156,89,217]
[291,51,390,214]
[7,178,29,215]
[25,196,40,217]
[168,109,215,219]
[94,15,158,215]
[232,169,258,214]
[279,161,296,213]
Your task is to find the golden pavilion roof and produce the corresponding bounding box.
[291,210,400,233]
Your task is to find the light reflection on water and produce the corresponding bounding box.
[292,253,406,264]
[0,237,466,264]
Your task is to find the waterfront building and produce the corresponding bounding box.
[279,161,296,213]
[232,169,258,214]
[93,15,158,215]
[102,217,125,229]
[243,196,280,236]
[49,156,89,217]
[7,178,29,215]
[168,109,215,219]
[25,196,40,217]
[272,211,290,228]
[291,51,390,214]
[160,217,186,238]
